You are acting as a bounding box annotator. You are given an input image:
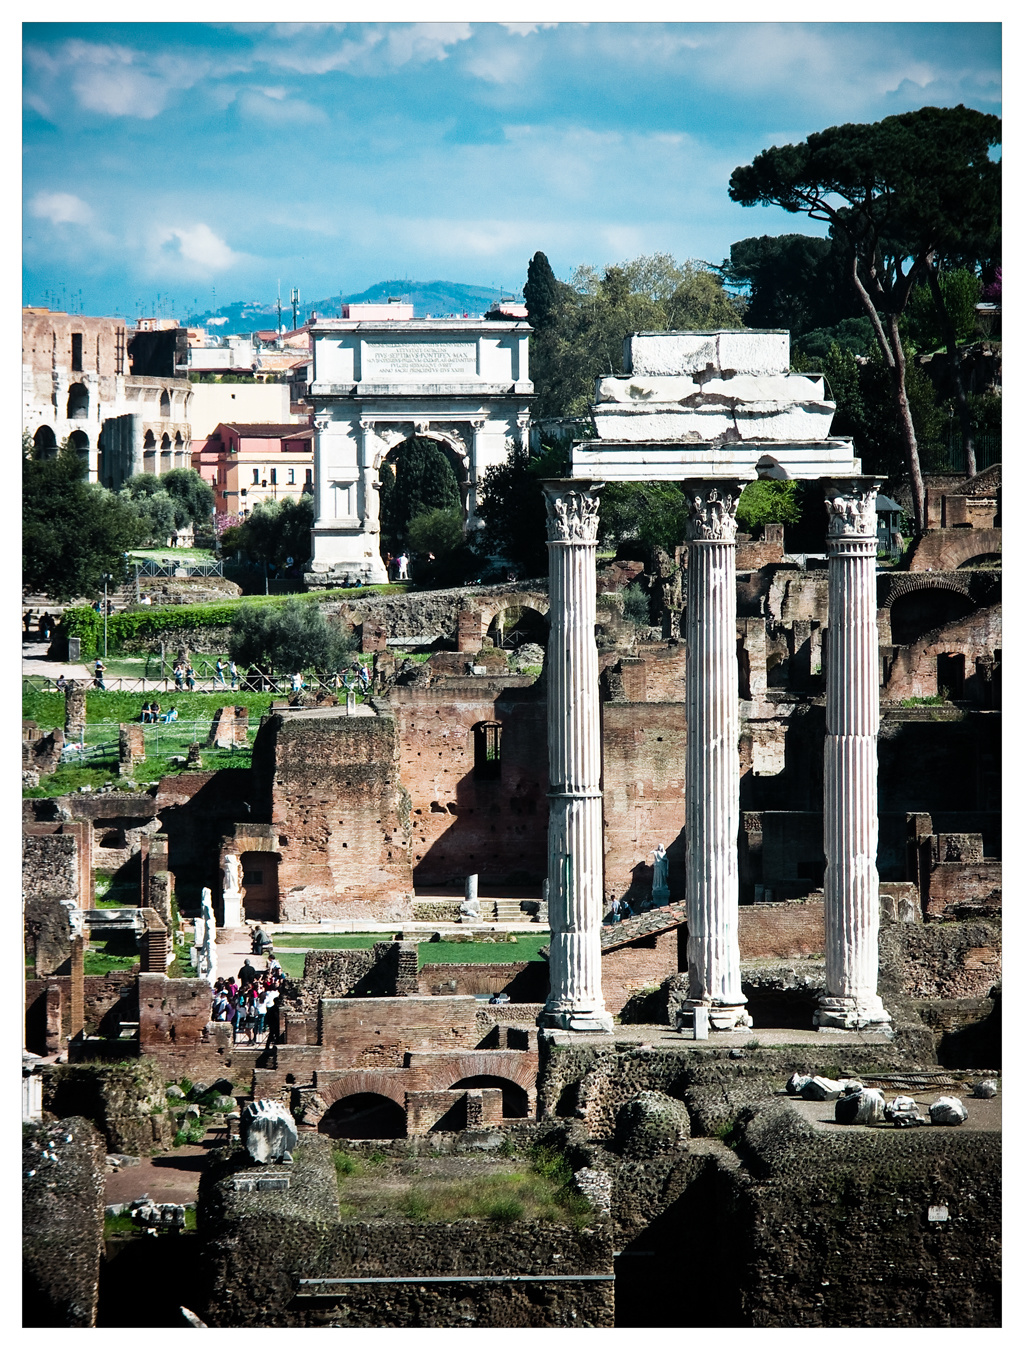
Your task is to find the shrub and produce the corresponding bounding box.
[621,581,650,628]
[488,1197,525,1223]
[228,597,356,674]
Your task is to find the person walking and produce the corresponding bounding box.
[214,658,227,687]
[229,659,238,690]
[173,661,185,691]
[94,659,106,690]
[185,662,196,692]
[397,552,409,580]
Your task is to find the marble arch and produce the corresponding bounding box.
[306,316,533,586]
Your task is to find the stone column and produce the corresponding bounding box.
[540,481,613,1033]
[816,478,891,1030]
[682,481,751,1031]
[467,419,486,528]
[358,420,380,537]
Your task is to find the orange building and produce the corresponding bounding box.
[192,421,315,518]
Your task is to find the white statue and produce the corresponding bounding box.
[223,853,241,896]
[652,844,669,905]
[197,886,217,984]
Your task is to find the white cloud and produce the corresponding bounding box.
[235,88,327,124]
[499,23,560,37]
[153,224,248,276]
[24,38,214,122]
[250,21,472,77]
[29,192,93,226]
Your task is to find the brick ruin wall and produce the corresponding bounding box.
[257,709,414,923]
[391,686,549,887]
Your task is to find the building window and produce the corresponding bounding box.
[288,468,295,484]
[252,468,260,485]
[71,333,83,372]
[473,721,502,780]
[270,468,277,485]
[305,468,313,486]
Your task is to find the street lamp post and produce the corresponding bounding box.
[103,576,110,659]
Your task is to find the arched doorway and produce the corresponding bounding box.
[68,429,90,459]
[160,389,171,418]
[379,435,468,562]
[32,426,57,458]
[486,605,548,651]
[450,1075,529,1118]
[66,383,89,420]
[318,1093,406,1139]
[889,589,975,646]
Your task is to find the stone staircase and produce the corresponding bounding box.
[490,898,544,923]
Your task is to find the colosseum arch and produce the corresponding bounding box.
[66,382,89,420]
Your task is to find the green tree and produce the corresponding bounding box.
[379,438,461,556]
[526,253,742,419]
[523,251,565,329]
[906,267,983,351]
[597,482,689,555]
[735,480,802,536]
[721,234,859,337]
[821,342,946,481]
[406,507,464,559]
[24,443,146,601]
[161,467,215,529]
[227,598,355,675]
[476,439,569,577]
[219,495,315,571]
[730,105,1001,526]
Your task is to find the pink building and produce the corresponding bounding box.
[191,421,315,518]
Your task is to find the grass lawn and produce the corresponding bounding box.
[331,1145,591,1226]
[271,933,390,949]
[419,934,549,966]
[272,932,548,979]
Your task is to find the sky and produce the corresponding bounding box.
[22,17,1002,320]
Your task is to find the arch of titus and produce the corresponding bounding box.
[306,317,533,585]
[541,330,892,1036]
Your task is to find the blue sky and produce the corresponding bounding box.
[22,19,1002,320]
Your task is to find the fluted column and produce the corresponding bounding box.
[816,478,891,1030]
[683,481,751,1031]
[540,480,613,1033]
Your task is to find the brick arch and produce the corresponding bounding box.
[907,528,1001,572]
[881,575,972,608]
[418,1050,538,1097]
[317,1071,409,1110]
[476,592,550,632]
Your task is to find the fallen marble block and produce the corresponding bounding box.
[241,1098,298,1165]
[929,1096,968,1126]
[785,1072,811,1096]
[801,1076,843,1101]
[972,1079,998,1099]
[885,1095,926,1128]
[835,1087,886,1125]
[837,1079,864,1095]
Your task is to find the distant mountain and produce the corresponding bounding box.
[186,279,518,332]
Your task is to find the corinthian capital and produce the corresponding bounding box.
[823,478,882,539]
[543,482,601,544]
[684,482,741,543]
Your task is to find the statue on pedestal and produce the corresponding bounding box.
[652,844,670,906]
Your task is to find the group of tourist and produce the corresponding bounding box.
[140,702,178,723]
[210,956,285,1044]
[173,660,197,691]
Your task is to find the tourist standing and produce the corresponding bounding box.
[215,658,226,687]
[229,659,238,690]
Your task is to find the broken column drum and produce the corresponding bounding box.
[816,479,891,1030]
[540,481,613,1033]
[682,482,752,1031]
